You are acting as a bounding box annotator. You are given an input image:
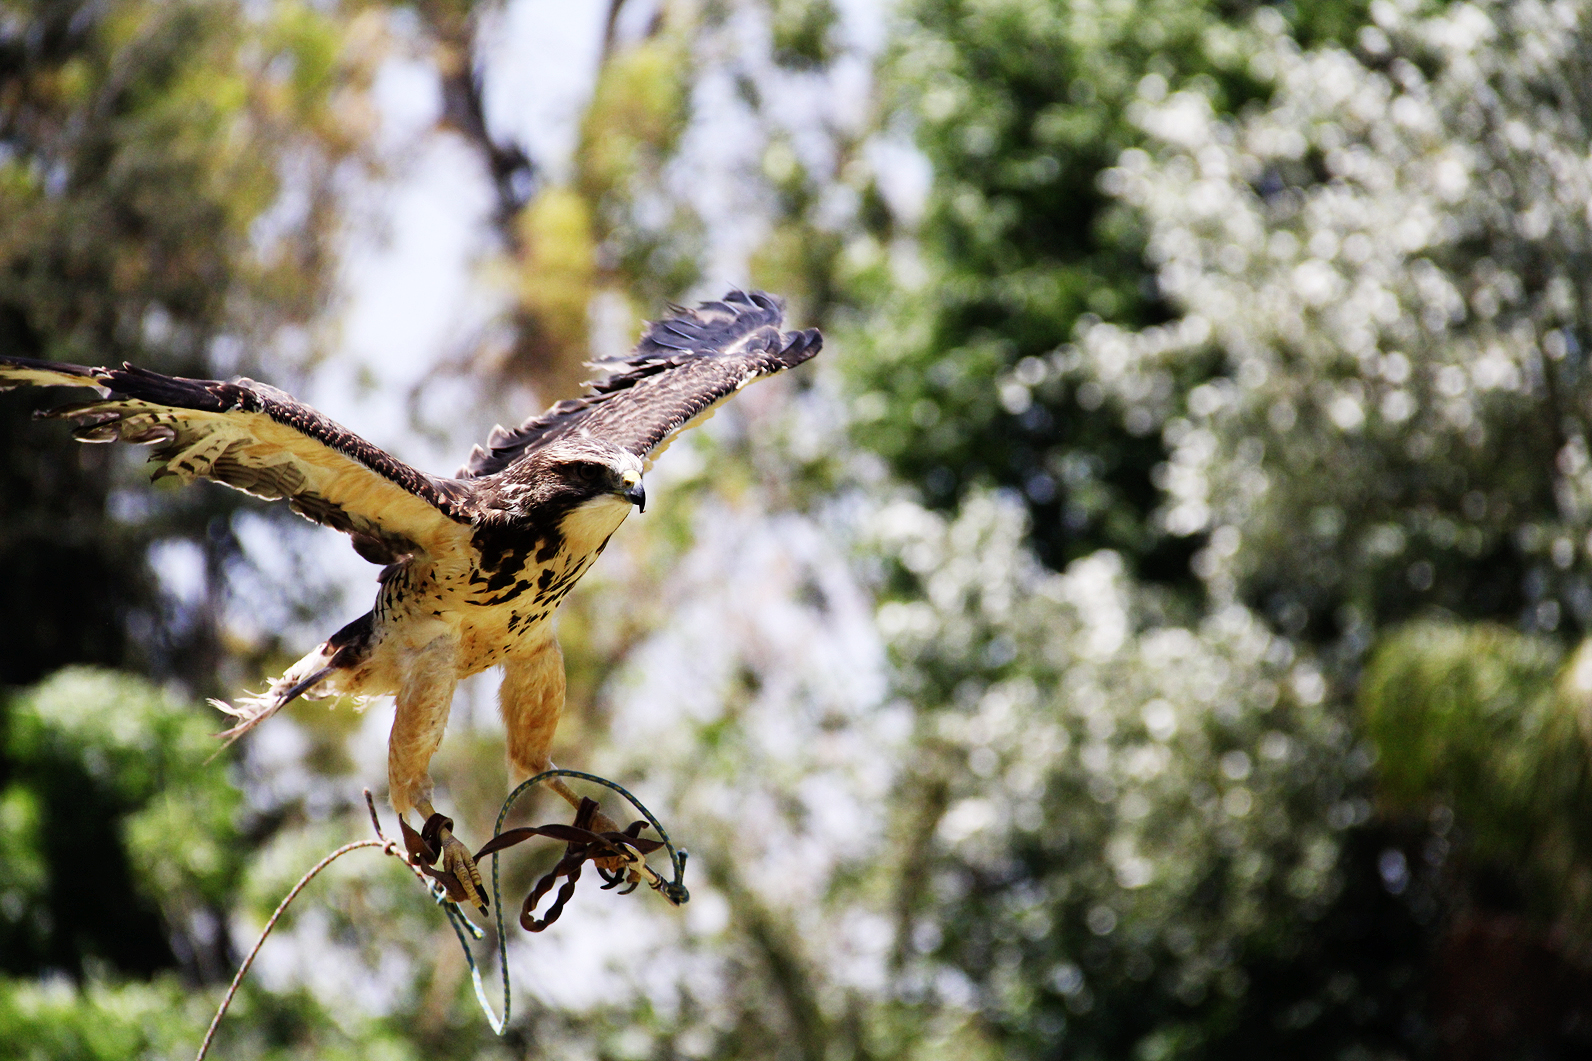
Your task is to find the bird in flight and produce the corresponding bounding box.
[0,290,820,911]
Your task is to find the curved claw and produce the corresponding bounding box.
[420,863,470,904]
[438,831,488,912]
[400,813,486,911]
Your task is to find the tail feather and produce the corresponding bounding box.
[209,690,283,746]
[210,650,337,747]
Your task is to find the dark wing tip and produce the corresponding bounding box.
[0,355,104,393]
[456,291,817,479]
[778,328,823,368]
[715,288,783,314]
[624,288,788,363]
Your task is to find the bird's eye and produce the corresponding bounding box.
[577,463,603,482]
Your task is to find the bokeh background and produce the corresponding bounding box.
[3,0,1592,1057]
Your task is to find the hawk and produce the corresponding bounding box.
[0,290,821,911]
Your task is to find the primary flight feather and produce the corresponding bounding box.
[0,289,821,909]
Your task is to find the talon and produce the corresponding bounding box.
[421,863,469,904]
[574,800,629,873]
[437,827,489,913]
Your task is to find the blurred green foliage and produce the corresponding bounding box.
[1364,623,1592,927]
[0,0,371,687]
[836,0,1592,1056]
[0,669,235,1030]
[1365,623,1569,857]
[845,0,1355,578]
[769,0,839,68]
[0,668,514,1059]
[875,0,1592,1055]
[865,497,1412,1059]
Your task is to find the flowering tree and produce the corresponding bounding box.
[1079,0,1592,641]
[992,0,1592,1052]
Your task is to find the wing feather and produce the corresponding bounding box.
[0,356,474,560]
[458,289,822,478]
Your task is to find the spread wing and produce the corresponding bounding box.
[458,289,822,478]
[0,356,475,562]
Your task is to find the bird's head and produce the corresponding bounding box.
[540,440,646,514]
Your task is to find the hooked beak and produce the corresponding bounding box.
[622,475,646,513]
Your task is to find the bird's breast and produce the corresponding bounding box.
[461,496,629,612]
[451,545,610,675]
[371,496,631,677]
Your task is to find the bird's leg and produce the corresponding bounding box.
[542,771,623,835]
[388,635,487,911]
[500,644,624,855]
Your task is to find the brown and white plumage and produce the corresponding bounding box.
[459,289,815,477]
[0,289,820,909]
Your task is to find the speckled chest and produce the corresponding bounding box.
[461,541,599,665]
[372,497,628,673]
